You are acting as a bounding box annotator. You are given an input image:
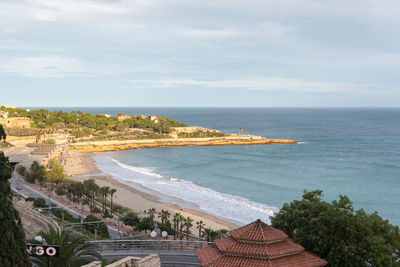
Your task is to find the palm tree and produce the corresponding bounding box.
[173,213,181,239]
[110,188,117,216]
[217,229,228,239]
[148,208,157,224]
[196,220,205,239]
[158,210,171,226]
[29,225,101,266]
[202,228,213,242]
[184,217,193,240]
[178,214,185,240]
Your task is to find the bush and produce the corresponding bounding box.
[42,139,56,144]
[83,215,109,239]
[51,209,79,223]
[33,198,47,208]
[0,141,13,148]
[25,197,35,202]
[16,165,26,176]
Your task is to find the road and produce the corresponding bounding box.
[10,174,121,239]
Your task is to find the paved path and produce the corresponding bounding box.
[10,174,122,239]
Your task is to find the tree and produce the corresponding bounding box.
[271,190,400,267]
[29,225,101,266]
[183,217,193,240]
[137,217,154,233]
[46,158,67,185]
[172,213,181,239]
[122,212,140,232]
[30,161,47,187]
[83,215,109,239]
[110,188,117,216]
[196,220,205,239]
[0,152,30,266]
[0,124,6,142]
[158,209,171,227]
[147,208,157,224]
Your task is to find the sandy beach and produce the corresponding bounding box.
[64,150,238,232]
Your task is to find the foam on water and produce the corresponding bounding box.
[94,155,279,225]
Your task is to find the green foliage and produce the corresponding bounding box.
[83,215,110,239]
[122,212,140,231]
[4,127,38,136]
[201,228,229,242]
[0,107,187,137]
[0,124,6,142]
[0,152,30,266]
[30,161,47,186]
[16,165,26,176]
[136,217,154,232]
[25,197,35,202]
[33,198,47,208]
[47,158,67,184]
[178,130,226,138]
[29,225,101,266]
[157,220,175,235]
[271,190,400,267]
[42,138,56,144]
[0,141,13,148]
[51,209,79,223]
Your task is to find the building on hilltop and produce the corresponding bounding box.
[195,219,327,267]
[117,114,131,122]
[150,114,159,123]
[0,117,32,128]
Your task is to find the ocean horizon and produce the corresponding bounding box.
[35,107,400,226]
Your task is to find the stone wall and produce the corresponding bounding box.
[0,117,32,128]
[100,254,160,267]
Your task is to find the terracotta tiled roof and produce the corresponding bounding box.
[215,236,304,258]
[230,219,288,243]
[195,219,327,267]
[195,245,223,266]
[202,252,327,267]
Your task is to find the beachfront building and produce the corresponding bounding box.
[195,219,327,267]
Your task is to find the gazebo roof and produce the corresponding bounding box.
[195,219,327,267]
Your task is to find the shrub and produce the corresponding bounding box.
[33,198,47,208]
[42,139,56,144]
[16,165,26,176]
[83,215,109,239]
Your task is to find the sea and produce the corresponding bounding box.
[38,107,400,226]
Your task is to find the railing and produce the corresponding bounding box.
[87,239,213,252]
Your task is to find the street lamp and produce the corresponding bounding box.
[35,235,44,243]
[150,225,168,254]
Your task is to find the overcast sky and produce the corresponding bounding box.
[1,0,400,107]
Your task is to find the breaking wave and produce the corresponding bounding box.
[95,156,279,225]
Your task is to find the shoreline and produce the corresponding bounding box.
[69,136,297,153]
[65,151,239,231]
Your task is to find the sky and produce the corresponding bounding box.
[1,0,400,107]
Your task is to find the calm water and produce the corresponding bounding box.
[39,107,400,225]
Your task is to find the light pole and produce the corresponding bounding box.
[34,235,50,267]
[150,224,168,254]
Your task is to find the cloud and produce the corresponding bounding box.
[129,77,384,94]
[0,55,108,77]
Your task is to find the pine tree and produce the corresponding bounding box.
[0,152,30,266]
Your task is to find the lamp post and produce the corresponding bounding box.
[150,224,168,254]
[34,235,50,267]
